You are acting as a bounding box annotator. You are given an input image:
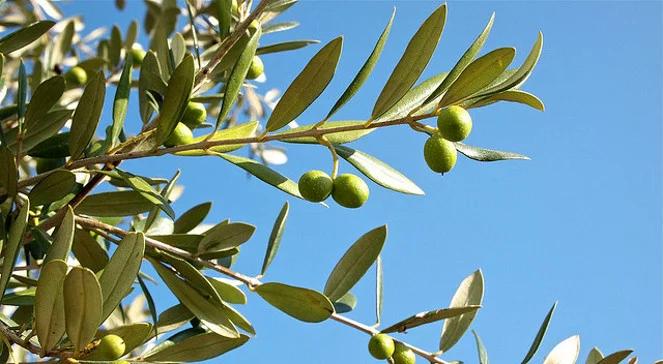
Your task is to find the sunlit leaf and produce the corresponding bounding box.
[256,282,334,323]
[440,270,484,352]
[0,21,55,54]
[382,306,480,334]
[543,336,580,364]
[215,153,302,198]
[63,266,103,352]
[455,142,531,162]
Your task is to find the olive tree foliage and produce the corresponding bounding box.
[0,0,645,363]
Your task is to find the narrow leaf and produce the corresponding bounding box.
[266,37,343,131]
[377,71,448,122]
[175,121,258,156]
[138,51,165,124]
[63,266,103,352]
[440,270,484,352]
[455,142,531,162]
[260,201,289,276]
[372,4,446,119]
[43,206,75,264]
[587,348,605,364]
[256,40,319,55]
[255,282,334,323]
[324,225,387,302]
[473,330,489,364]
[0,200,30,300]
[543,335,580,364]
[156,54,194,145]
[522,302,557,364]
[333,292,357,314]
[0,21,55,54]
[145,332,249,362]
[173,202,212,234]
[276,120,374,145]
[381,306,481,334]
[465,90,544,111]
[197,222,255,254]
[375,255,383,325]
[28,170,76,206]
[24,76,65,130]
[69,71,106,159]
[76,190,155,217]
[0,147,17,198]
[34,259,67,353]
[325,9,394,120]
[215,153,302,198]
[111,55,133,147]
[335,146,423,195]
[597,351,634,364]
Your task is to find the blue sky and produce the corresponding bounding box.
[60,1,662,363]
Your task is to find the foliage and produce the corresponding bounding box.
[0,0,644,363]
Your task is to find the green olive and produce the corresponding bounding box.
[35,157,66,174]
[181,101,207,128]
[298,170,333,202]
[436,105,472,142]
[65,66,88,86]
[332,174,369,208]
[164,122,194,147]
[368,334,395,360]
[423,133,457,173]
[129,45,146,66]
[91,334,125,360]
[246,56,264,80]
[392,342,416,364]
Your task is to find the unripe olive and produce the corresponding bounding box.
[181,101,207,128]
[392,342,416,364]
[65,66,88,86]
[368,333,395,360]
[298,170,333,202]
[35,157,66,174]
[332,174,369,208]
[436,105,472,142]
[164,122,194,147]
[246,56,264,80]
[93,334,125,360]
[129,44,146,67]
[423,134,457,173]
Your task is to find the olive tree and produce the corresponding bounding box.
[0,1,644,363]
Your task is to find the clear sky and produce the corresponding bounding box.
[59,1,662,363]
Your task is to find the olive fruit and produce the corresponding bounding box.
[436,105,472,142]
[129,44,146,66]
[65,66,88,86]
[423,133,457,173]
[298,170,333,202]
[93,334,125,360]
[246,56,264,80]
[35,157,66,174]
[181,101,207,128]
[164,122,194,147]
[392,342,416,364]
[368,334,395,360]
[332,174,369,208]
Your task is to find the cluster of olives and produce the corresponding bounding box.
[298,170,370,208]
[163,101,207,147]
[423,105,473,174]
[368,334,416,364]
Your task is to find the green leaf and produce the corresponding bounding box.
[439,47,516,108]
[325,9,394,120]
[0,21,55,54]
[478,32,543,96]
[17,61,27,120]
[216,0,232,37]
[543,336,580,364]
[440,270,484,352]
[372,4,446,119]
[145,332,249,362]
[586,348,605,364]
[24,76,65,131]
[44,206,75,264]
[175,121,259,156]
[98,233,145,320]
[276,120,374,145]
[0,200,30,300]
[156,54,194,145]
[473,330,489,364]
[198,222,255,255]
[8,109,72,152]
[381,306,481,334]
[216,27,261,130]
[63,266,103,352]
[266,37,343,132]
[596,351,634,364]
[124,21,138,49]
[333,291,357,314]
[72,229,109,273]
[28,170,76,206]
[522,302,557,364]
[137,274,158,329]
[28,132,71,158]
[156,304,194,334]
[375,255,383,325]
[215,153,302,198]
[455,142,531,162]
[157,253,223,305]
[69,71,107,159]
[76,190,155,217]
[48,21,74,70]
[207,277,247,305]
[262,21,299,34]
[323,225,387,302]
[139,51,166,124]
[260,202,289,276]
[256,40,320,55]
[115,170,175,219]
[377,71,448,122]
[0,147,17,198]
[34,259,67,353]
[465,90,545,111]
[255,282,334,323]
[335,146,423,195]
[109,25,123,67]
[102,322,153,356]
[423,13,495,106]
[173,202,212,234]
[110,55,133,147]
[151,260,239,338]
